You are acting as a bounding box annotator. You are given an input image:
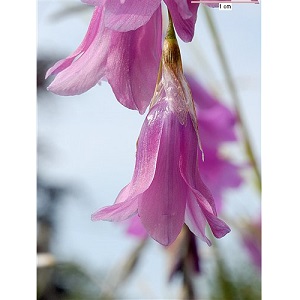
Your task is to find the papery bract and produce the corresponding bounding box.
[46,4,162,114]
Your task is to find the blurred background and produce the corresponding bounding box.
[37,1,261,299]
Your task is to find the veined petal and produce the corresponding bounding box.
[185,195,212,246]
[104,0,161,31]
[117,101,166,202]
[106,6,162,113]
[202,209,231,238]
[167,0,193,19]
[46,6,103,79]
[47,7,110,95]
[139,109,187,246]
[165,0,199,42]
[91,198,138,222]
[179,114,217,215]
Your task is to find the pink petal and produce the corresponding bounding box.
[46,6,103,79]
[179,114,217,215]
[185,195,212,246]
[165,0,199,42]
[202,210,231,238]
[106,6,162,113]
[104,0,161,31]
[116,101,166,203]
[139,110,187,246]
[47,7,110,95]
[126,215,148,238]
[91,197,138,222]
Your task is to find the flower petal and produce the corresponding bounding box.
[185,195,212,246]
[91,197,138,222]
[139,110,187,246]
[165,0,199,42]
[116,101,166,203]
[202,209,231,238]
[104,0,161,31]
[46,6,103,79]
[106,6,162,113]
[179,114,217,215]
[126,215,148,238]
[47,7,110,96]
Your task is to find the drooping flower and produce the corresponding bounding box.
[91,19,230,246]
[83,0,200,42]
[46,4,162,114]
[125,74,243,238]
[46,1,222,113]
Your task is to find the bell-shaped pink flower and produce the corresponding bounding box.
[92,29,230,246]
[46,4,162,114]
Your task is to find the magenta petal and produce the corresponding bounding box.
[185,195,212,246]
[179,115,217,215]
[126,215,148,238]
[106,6,162,113]
[47,7,110,96]
[139,110,187,246]
[116,102,165,202]
[165,0,199,42]
[202,210,231,238]
[91,198,138,222]
[104,0,161,31]
[169,0,193,19]
[46,6,102,79]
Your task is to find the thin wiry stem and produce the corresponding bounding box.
[203,7,261,192]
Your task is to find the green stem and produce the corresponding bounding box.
[203,7,261,192]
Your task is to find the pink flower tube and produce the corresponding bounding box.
[92,30,230,246]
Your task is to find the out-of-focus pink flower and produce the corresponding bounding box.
[242,216,261,270]
[187,75,243,211]
[91,32,230,246]
[46,5,162,114]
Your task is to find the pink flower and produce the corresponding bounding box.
[242,216,261,270]
[91,32,230,246]
[46,4,162,114]
[83,0,200,42]
[124,75,243,239]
